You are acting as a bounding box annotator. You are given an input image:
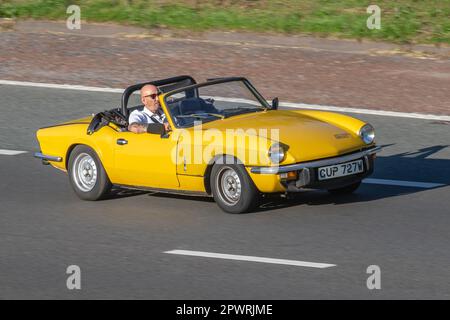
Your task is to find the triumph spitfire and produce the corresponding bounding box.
[35,76,379,213]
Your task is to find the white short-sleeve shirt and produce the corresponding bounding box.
[128,107,166,125]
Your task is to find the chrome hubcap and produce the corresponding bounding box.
[216,167,241,206]
[72,153,98,192]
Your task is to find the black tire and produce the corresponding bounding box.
[327,181,361,195]
[210,159,260,214]
[68,145,112,200]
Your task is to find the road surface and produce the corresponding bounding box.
[0,84,449,299]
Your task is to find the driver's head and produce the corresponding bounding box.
[141,84,160,113]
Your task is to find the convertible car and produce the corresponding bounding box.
[35,76,379,213]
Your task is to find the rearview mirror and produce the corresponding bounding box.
[272,97,279,110]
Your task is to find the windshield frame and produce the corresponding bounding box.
[162,77,271,129]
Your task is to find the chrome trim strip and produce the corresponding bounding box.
[251,146,381,174]
[116,184,211,197]
[34,152,62,162]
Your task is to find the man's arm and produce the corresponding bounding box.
[128,122,148,134]
[128,122,166,134]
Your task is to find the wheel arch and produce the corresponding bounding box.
[65,142,105,171]
[203,154,244,195]
[65,143,81,170]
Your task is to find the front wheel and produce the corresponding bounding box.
[327,181,361,195]
[68,145,112,200]
[210,162,260,214]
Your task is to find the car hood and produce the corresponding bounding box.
[200,110,366,163]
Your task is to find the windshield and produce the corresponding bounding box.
[164,79,269,128]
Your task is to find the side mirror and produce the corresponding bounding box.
[272,97,279,110]
[147,123,165,135]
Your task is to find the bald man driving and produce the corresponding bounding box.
[128,84,171,134]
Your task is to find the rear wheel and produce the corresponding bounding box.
[327,181,361,195]
[68,145,112,200]
[210,160,260,214]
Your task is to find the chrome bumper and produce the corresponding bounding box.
[34,152,62,163]
[250,146,381,174]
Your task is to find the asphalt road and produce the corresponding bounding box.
[0,85,449,299]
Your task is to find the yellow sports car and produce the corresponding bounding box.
[35,76,379,213]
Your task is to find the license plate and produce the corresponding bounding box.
[318,159,364,181]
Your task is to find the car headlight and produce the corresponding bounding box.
[359,124,375,144]
[268,143,286,164]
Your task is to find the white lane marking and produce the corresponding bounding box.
[0,149,28,156]
[164,250,336,268]
[0,80,123,93]
[363,178,445,189]
[1,79,449,121]
[282,102,450,122]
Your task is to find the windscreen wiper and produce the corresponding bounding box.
[176,113,225,119]
[222,107,264,118]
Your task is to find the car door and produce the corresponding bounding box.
[112,131,179,189]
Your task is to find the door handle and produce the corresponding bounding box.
[117,139,128,145]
